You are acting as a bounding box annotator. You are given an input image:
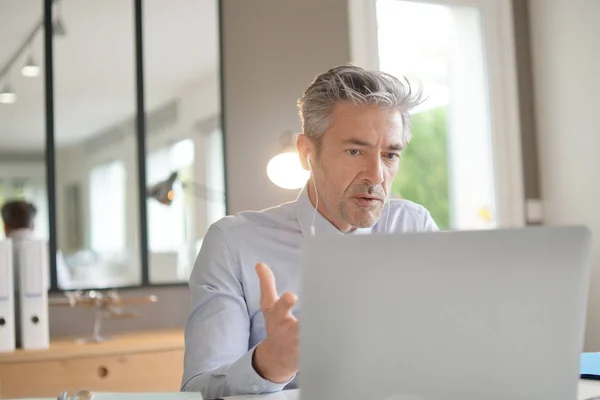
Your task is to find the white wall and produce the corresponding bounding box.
[528,0,600,350]
[0,161,44,182]
[221,0,351,213]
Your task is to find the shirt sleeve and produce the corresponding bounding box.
[422,209,439,232]
[181,224,293,398]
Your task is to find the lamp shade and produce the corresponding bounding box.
[0,84,16,104]
[147,172,178,205]
[21,55,41,77]
[147,171,224,205]
[267,150,309,190]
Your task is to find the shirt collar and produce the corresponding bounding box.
[8,228,34,240]
[294,184,373,238]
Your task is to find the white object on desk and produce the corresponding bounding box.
[223,389,299,400]
[0,239,16,352]
[15,394,203,400]
[73,393,203,400]
[222,383,600,399]
[10,382,600,400]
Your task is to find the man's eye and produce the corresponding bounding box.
[347,149,361,156]
[384,153,400,160]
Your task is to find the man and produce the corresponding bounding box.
[1,199,70,289]
[182,65,438,398]
[1,200,38,241]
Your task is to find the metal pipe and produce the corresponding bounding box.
[0,0,61,83]
[0,20,43,82]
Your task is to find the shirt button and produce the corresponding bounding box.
[252,384,260,393]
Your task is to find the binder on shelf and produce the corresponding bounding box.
[0,238,15,352]
[18,239,49,350]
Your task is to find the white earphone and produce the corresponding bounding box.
[384,196,391,234]
[308,155,318,236]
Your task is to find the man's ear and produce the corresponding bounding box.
[296,133,314,171]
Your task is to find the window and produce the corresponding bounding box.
[146,139,195,282]
[22,183,49,239]
[204,128,226,227]
[89,161,126,254]
[146,139,194,252]
[349,0,524,229]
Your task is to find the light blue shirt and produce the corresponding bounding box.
[182,186,438,398]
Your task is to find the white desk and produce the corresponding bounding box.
[15,381,600,400]
[580,380,600,399]
[223,380,600,399]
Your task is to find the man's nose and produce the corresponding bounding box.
[363,154,384,185]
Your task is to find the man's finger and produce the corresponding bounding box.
[272,291,298,321]
[256,262,278,311]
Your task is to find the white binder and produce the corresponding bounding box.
[18,239,50,350]
[0,239,15,352]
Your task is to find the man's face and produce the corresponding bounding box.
[309,103,404,232]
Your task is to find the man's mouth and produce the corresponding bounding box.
[353,195,383,208]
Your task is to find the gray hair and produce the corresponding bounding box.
[297,65,424,151]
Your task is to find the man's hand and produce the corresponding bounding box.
[252,262,299,383]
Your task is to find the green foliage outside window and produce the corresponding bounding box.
[391,107,451,230]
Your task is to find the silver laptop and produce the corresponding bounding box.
[300,226,592,400]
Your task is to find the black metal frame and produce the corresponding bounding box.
[43,0,227,292]
[44,0,58,290]
[134,0,150,285]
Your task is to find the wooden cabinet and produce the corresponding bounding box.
[0,329,184,399]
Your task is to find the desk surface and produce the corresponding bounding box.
[14,380,600,400]
[223,380,600,399]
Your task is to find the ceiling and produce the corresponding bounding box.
[0,0,219,152]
